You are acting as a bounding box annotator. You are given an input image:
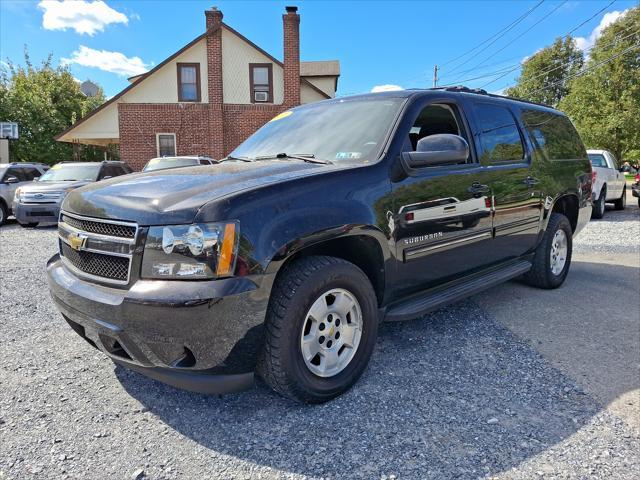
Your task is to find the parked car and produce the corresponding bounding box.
[13,161,131,227]
[632,173,640,207]
[587,149,627,218]
[47,88,592,403]
[0,162,50,226]
[142,156,217,172]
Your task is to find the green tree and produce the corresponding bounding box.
[506,36,584,106]
[0,49,107,164]
[559,8,640,162]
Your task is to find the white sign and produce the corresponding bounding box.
[0,122,19,140]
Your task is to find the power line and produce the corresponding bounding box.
[441,0,546,73]
[462,1,568,75]
[489,27,639,91]
[448,0,619,89]
[527,42,640,97]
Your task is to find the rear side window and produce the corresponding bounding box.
[472,104,524,165]
[521,109,586,160]
[588,153,607,168]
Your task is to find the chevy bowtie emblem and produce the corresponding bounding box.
[69,233,88,251]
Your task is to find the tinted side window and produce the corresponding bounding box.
[199,159,210,165]
[473,104,524,165]
[521,109,586,160]
[23,167,41,180]
[7,167,28,181]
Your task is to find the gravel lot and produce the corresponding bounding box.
[1,202,638,479]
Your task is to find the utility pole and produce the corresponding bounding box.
[433,65,439,87]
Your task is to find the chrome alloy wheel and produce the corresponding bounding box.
[550,229,568,276]
[299,288,363,378]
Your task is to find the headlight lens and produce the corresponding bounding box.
[141,221,239,279]
[13,187,22,202]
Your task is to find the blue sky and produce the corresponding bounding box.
[0,0,636,98]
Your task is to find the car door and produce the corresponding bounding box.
[605,152,624,198]
[3,167,29,202]
[467,102,542,260]
[390,98,497,297]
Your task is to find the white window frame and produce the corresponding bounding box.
[156,133,176,157]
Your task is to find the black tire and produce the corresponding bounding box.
[19,222,39,228]
[523,213,573,289]
[0,201,7,226]
[591,188,606,219]
[613,186,626,210]
[257,255,378,403]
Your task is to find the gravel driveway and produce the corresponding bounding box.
[1,204,638,479]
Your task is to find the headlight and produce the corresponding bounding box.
[141,221,239,279]
[13,187,22,202]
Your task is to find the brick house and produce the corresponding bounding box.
[56,6,339,171]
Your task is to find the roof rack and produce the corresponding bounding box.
[427,85,553,109]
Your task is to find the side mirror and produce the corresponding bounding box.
[33,177,40,182]
[401,134,469,175]
[4,175,19,184]
[101,175,112,180]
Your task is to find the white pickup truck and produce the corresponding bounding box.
[587,149,627,218]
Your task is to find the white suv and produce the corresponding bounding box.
[587,149,626,218]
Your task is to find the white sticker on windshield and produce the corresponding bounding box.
[335,152,362,160]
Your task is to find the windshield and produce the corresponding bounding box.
[230,97,405,163]
[143,157,199,172]
[588,153,607,168]
[39,164,100,182]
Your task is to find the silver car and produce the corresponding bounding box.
[12,161,131,227]
[0,162,49,225]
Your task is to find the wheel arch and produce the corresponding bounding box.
[549,194,579,233]
[266,229,389,307]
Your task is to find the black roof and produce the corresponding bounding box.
[329,86,558,112]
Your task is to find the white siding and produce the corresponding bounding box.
[301,82,327,104]
[221,27,284,105]
[303,76,336,98]
[122,38,209,104]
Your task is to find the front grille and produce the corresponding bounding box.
[61,242,130,281]
[22,191,63,204]
[61,214,136,238]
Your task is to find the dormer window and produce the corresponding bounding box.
[177,63,201,102]
[250,63,273,103]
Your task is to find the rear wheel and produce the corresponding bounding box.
[523,213,573,289]
[258,255,378,403]
[613,186,626,210]
[0,202,7,226]
[592,188,606,219]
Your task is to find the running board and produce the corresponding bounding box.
[384,260,532,322]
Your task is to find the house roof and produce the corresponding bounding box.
[57,22,333,142]
[300,60,340,77]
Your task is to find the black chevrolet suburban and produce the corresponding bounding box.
[47,88,592,403]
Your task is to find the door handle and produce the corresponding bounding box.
[523,176,540,186]
[468,182,490,194]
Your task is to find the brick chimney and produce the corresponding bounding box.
[205,7,224,158]
[283,6,300,107]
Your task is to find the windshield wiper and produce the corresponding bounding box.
[255,153,333,165]
[219,155,254,163]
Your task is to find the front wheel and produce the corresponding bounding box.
[613,186,626,210]
[258,255,378,403]
[523,213,573,289]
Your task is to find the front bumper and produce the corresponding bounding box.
[13,202,61,224]
[47,254,271,394]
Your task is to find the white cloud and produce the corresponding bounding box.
[38,0,128,36]
[62,46,149,76]
[575,9,629,53]
[371,84,403,93]
[521,48,543,64]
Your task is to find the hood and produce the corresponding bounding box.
[19,180,91,193]
[63,160,338,225]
